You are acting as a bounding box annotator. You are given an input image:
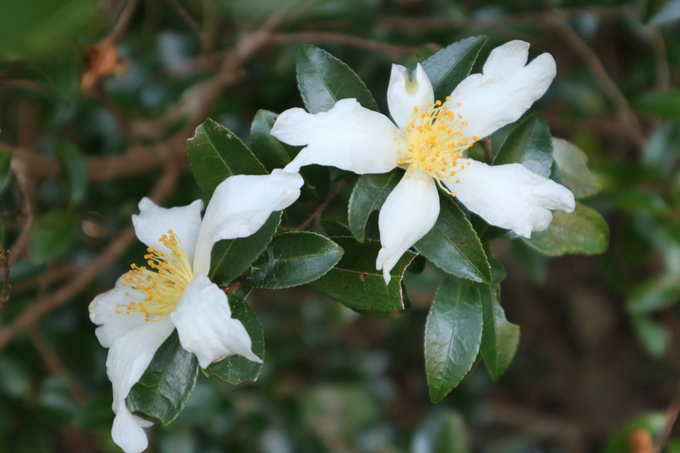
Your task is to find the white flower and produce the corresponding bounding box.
[271,41,575,283]
[89,169,303,453]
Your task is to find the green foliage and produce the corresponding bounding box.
[28,209,78,263]
[493,112,553,177]
[348,169,401,242]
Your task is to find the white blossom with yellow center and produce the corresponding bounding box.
[271,41,575,283]
[89,169,303,453]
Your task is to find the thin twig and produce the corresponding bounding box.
[545,12,645,148]
[296,177,355,232]
[271,32,423,59]
[108,0,139,43]
[0,248,10,307]
[167,0,211,52]
[653,382,680,453]
[8,156,37,266]
[0,161,183,350]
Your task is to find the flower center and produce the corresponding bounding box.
[399,98,479,195]
[117,230,194,321]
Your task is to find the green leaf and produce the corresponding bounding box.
[630,314,670,358]
[422,35,488,101]
[203,298,264,384]
[0,151,12,194]
[632,90,680,119]
[127,331,199,425]
[187,118,266,198]
[480,285,519,380]
[493,112,553,178]
[28,209,78,264]
[348,170,402,242]
[296,45,379,114]
[209,212,281,285]
[247,232,343,289]
[552,138,601,198]
[435,411,471,453]
[604,412,667,453]
[627,273,680,314]
[54,139,88,205]
[425,276,484,402]
[310,237,414,318]
[522,202,609,256]
[415,195,491,283]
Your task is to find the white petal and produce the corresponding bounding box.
[89,277,149,347]
[132,198,203,263]
[192,169,303,275]
[376,167,440,283]
[387,63,434,130]
[171,274,262,368]
[106,318,174,453]
[446,159,575,237]
[271,98,404,174]
[449,41,556,140]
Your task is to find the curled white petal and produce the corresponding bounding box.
[192,169,303,275]
[387,63,434,130]
[272,98,404,174]
[446,159,575,237]
[171,274,262,368]
[106,318,174,453]
[89,277,149,347]
[376,167,440,283]
[132,198,203,262]
[449,40,557,140]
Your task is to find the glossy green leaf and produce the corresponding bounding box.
[28,209,78,264]
[296,45,378,114]
[480,284,520,380]
[209,212,281,285]
[54,139,88,205]
[187,118,265,198]
[0,152,11,194]
[415,195,491,283]
[247,232,343,289]
[348,170,401,242]
[127,331,199,425]
[522,202,609,256]
[552,138,601,199]
[493,112,553,177]
[422,35,488,101]
[204,298,265,384]
[310,237,414,318]
[425,276,484,402]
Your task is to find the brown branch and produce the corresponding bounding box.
[270,32,424,59]
[108,0,139,43]
[167,0,211,52]
[0,248,10,307]
[653,382,680,453]
[0,160,183,351]
[8,155,37,266]
[296,177,355,231]
[545,12,645,148]
[28,326,90,405]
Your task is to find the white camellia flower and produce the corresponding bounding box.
[271,40,575,283]
[89,169,303,453]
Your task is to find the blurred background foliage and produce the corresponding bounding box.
[1,0,680,451]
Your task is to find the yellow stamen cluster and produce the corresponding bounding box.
[399,97,478,195]
[117,230,194,322]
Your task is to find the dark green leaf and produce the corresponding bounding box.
[127,331,199,425]
[493,112,553,177]
[425,276,484,402]
[422,36,488,101]
[250,110,297,171]
[632,90,680,119]
[204,298,265,384]
[54,139,88,205]
[480,284,520,380]
[435,411,471,453]
[187,118,266,198]
[646,0,680,26]
[627,273,680,314]
[210,212,281,285]
[28,209,78,264]
[247,232,343,289]
[296,45,378,114]
[522,202,609,256]
[310,237,414,318]
[0,151,11,194]
[552,138,601,198]
[415,195,491,283]
[642,121,680,177]
[348,170,402,242]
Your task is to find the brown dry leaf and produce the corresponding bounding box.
[626,429,653,453]
[81,39,123,93]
